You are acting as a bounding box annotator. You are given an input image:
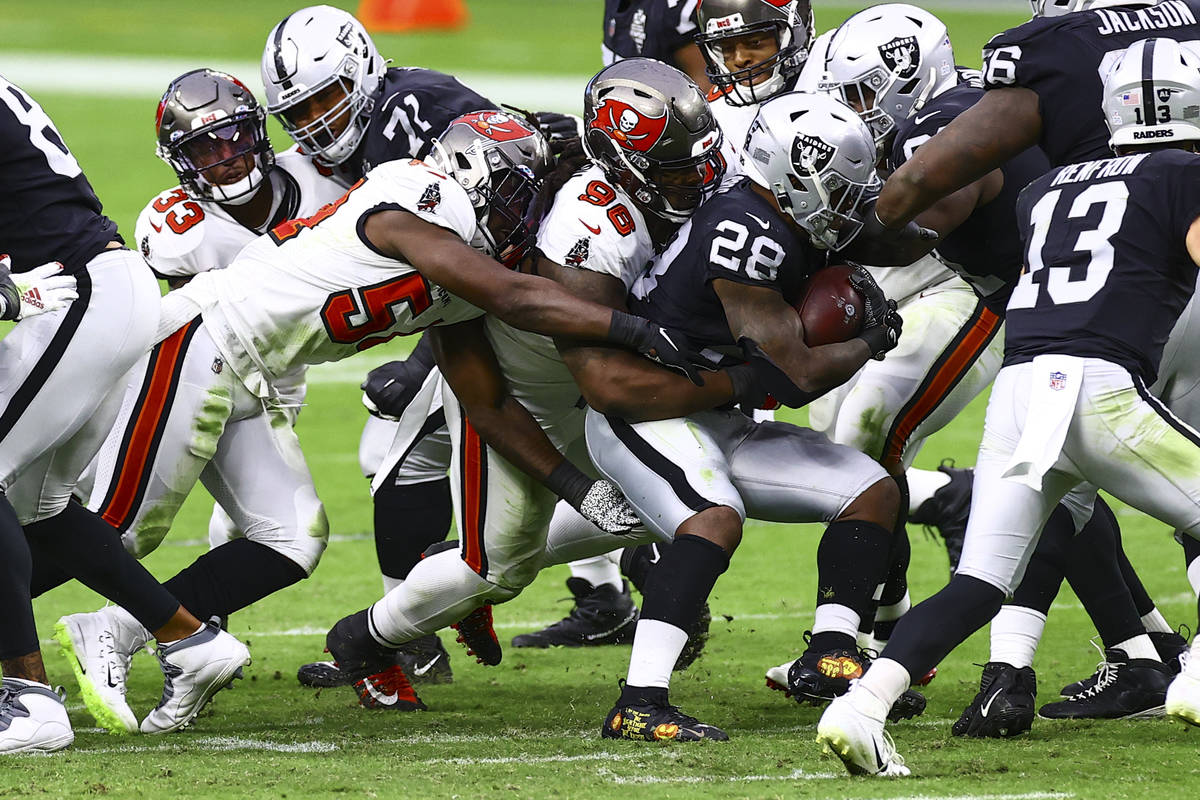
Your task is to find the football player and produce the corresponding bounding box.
[583,92,918,741]
[321,61,751,708]
[0,76,249,751]
[603,0,711,90]
[817,37,1200,776]
[873,0,1200,734]
[52,69,346,733]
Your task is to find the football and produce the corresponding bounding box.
[792,264,866,346]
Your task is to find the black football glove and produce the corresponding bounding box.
[360,338,438,419]
[846,264,890,323]
[531,111,582,155]
[608,310,717,386]
[857,300,904,360]
[842,196,939,265]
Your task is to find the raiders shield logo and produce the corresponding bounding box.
[417,182,441,212]
[791,134,835,174]
[879,35,920,80]
[1158,87,1178,103]
[564,237,590,267]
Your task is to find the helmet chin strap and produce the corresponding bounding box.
[209,167,264,206]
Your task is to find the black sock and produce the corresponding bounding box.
[639,534,729,631]
[164,538,307,620]
[815,520,892,621]
[882,574,1005,681]
[374,477,452,581]
[1064,497,1146,648]
[24,501,178,633]
[0,493,37,660]
[873,524,912,642]
[620,542,669,595]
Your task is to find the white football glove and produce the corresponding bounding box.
[578,479,642,535]
[0,256,78,320]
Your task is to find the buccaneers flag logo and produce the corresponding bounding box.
[458,111,533,142]
[590,98,668,153]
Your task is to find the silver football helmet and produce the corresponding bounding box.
[743,92,881,250]
[819,4,956,156]
[155,69,274,204]
[428,111,555,265]
[1104,38,1200,149]
[261,5,385,166]
[1031,0,1154,17]
[695,0,815,107]
[583,58,725,223]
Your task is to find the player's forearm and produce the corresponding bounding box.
[766,337,871,396]
[487,273,621,342]
[458,395,566,484]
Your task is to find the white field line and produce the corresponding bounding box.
[861,795,1072,800]
[0,53,589,113]
[599,767,841,784]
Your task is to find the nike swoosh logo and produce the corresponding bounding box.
[746,212,771,230]
[913,110,941,126]
[979,686,1004,717]
[410,656,440,677]
[362,679,400,706]
[580,219,602,235]
[149,221,163,233]
[872,737,887,771]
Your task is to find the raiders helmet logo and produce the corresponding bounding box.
[879,35,920,80]
[791,134,835,174]
[335,22,356,48]
[417,182,441,212]
[590,98,668,153]
[459,111,534,143]
[564,237,590,267]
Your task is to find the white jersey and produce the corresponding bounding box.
[484,164,656,446]
[175,159,485,397]
[134,149,345,279]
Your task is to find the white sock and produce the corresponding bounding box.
[855,656,911,708]
[906,467,951,514]
[989,606,1047,669]
[813,603,861,639]
[368,550,502,646]
[568,554,623,592]
[1188,554,1200,600]
[876,593,911,624]
[1114,634,1159,662]
[1141,608,1173,635]
[626,619,688,689]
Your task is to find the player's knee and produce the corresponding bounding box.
[249,504,329,577]
[676,504,742,554]
[838,476,901,531]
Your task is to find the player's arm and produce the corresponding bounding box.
[535,256,750,421]
[875,87,1042,229]
[713,278,873,404]
[362,209,710,381]
[1185,214,1200,267]
[673,43,712,92]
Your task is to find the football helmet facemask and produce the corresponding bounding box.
[695,0,814,107]
[819,4,956,157]
[744,92,881,250]
[583,58,726,224]
[428,111,555,266]
[261,5,385,167]
[155,68,274,205]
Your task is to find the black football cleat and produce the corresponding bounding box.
[602,699,728,742]
[325,609,397,683]
[395,633,453,684]
[1150,628,1190,675]
[353,664,427,711]
[1040,649,1171,720]
[512,578,638,648]
[787,632,869,704]
[910,461,972,575]
[953,662,1037,738]
[297,658,347,688]
[451,605,502,666]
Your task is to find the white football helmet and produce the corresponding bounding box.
[261,5,385,166]
[1104,38,1200,149]
[819,4,956,155]
[743,92,881,250]
[1031,0,1154,17]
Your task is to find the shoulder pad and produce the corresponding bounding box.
[133,188,215,277]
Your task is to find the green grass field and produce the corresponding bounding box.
[6,2,1200,798]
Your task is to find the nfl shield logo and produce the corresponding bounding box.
[878,36,920,79]
[1049,371,1067,391]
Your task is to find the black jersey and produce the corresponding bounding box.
[890,78,1051,314]
[1005,148,1200,382]
[603,0,698,64]
[982,0,1200,166]
[0,76,120,275]
[353,67,492,177]
[628,179,822,361]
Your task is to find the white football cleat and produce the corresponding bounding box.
[0,678,74,754]
[765,658,797,694]
[816,688,910,777]
[140,622,250,734]
[54,608,142,734]
[1166,651,1200,727]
